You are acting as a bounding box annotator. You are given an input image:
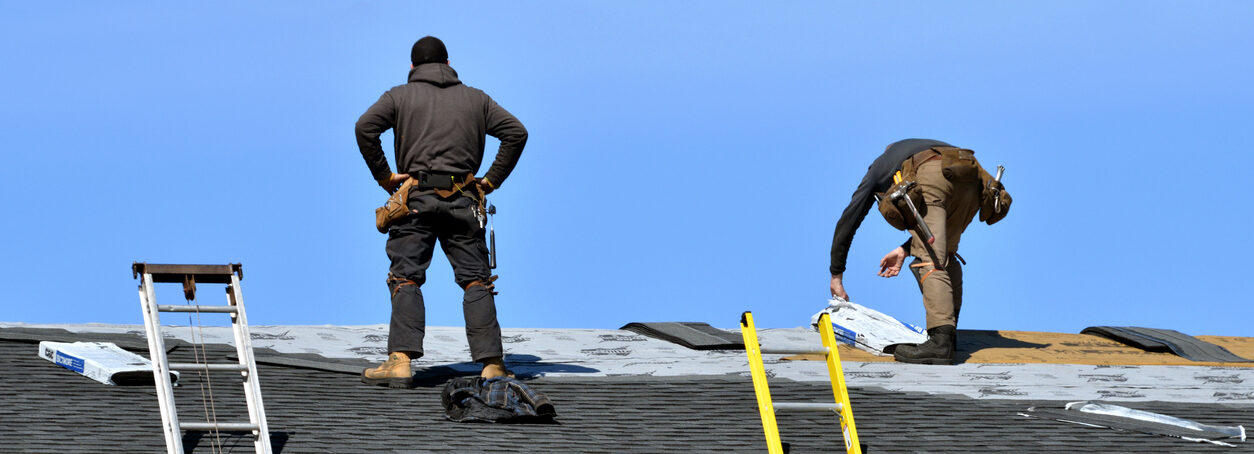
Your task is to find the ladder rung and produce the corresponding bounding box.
[180,422,259,431]
[773,402,843,412]
[169,363,248,372]
[759,347,828,356]
[133,263,242,284]
[157,304,238,313]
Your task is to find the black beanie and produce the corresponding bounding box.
[411,36,448,66]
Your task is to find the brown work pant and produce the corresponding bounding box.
[907,158,982,329]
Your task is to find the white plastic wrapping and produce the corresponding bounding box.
[810,298,926,355]
[1066,401,1246,442]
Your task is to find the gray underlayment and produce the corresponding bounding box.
[4,322,1253,404]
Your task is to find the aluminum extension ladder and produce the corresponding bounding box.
[740,311,862,454]
[133,262,272,454]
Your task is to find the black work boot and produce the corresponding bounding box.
[893,325,956,365]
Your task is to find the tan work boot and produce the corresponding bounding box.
[479,356,513,379]
[362,352,414,388]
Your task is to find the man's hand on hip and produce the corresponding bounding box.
[878,246,906,278]
[379,173,411,194]
[476,177,495,195]
[830,274,849,301]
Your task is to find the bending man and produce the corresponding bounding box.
[829,139,1005,365]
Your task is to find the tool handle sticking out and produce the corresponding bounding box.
[991,165,1005,212]
[488,203,497,269]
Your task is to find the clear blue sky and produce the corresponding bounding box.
[2,2,1251,336]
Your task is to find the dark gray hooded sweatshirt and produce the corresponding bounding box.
[356,63,527,187]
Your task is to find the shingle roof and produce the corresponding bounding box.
[2,327,1251,453]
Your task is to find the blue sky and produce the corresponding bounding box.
[2,2,1252,336]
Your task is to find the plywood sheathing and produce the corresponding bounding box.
[786,330,1254,367]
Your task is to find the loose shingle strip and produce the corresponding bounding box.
[1081,326,1252,363]
[619,322,744,350]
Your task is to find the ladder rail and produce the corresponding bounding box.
[138,275,183,454]
[226,273,272,453]
[740,312,786,454]
[818,312,862,453]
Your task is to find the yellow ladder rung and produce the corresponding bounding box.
[740,311,863,454]
[759,348,829,355]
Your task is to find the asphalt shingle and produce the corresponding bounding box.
[2,329,1251,453]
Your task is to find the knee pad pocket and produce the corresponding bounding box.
[388,272,421,297]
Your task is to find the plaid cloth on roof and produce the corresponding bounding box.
[441,376,556,423]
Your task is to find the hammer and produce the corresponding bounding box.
[889,181,935,245]
[990,165,1005,213]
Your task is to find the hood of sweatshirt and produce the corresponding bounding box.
[407,63,462,88]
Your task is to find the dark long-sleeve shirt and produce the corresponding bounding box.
[356,63,528,187]
[829,139,952,275]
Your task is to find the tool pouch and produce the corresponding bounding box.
[939,147,981,183]
[877,182,926,231]
[375,178,417,233]
[978,167,1012,225]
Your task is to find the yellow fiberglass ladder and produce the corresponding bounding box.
[740,311,862,454]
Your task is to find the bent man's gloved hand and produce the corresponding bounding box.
[830,274,849,301]
[878,246,906,278]
[379,173,411,194]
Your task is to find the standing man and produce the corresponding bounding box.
[829,139,1007,365]
[355,36,527,387]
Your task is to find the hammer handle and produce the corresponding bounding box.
[489,228,497,269]
[904,195,935,244]
[991,165,1005,212]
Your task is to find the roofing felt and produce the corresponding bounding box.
[3,329,1252,453]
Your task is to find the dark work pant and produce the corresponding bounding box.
[385,191,502,362]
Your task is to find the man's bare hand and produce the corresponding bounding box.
[380,173,411,194]
[830,274,849,301]
[878,246,907,278]
[476,177,495,195]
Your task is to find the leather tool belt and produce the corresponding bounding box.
[415,170,461,190]
[375,171,479,233]
[417,171,477,198]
